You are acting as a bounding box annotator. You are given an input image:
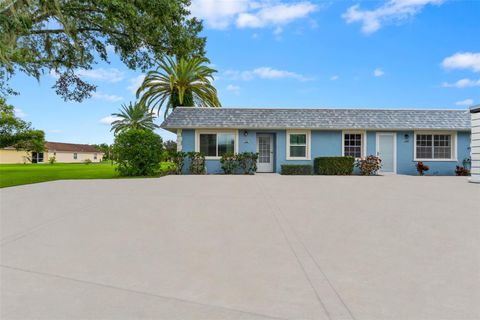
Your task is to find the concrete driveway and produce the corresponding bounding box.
[1,175,479,320]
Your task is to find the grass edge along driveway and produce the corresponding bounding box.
[0,163,118,188]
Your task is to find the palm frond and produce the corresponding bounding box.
[136,56,221,116]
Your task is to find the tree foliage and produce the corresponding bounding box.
[110,102,159,135]
[113,129,163,176]
[137,56,221,116]
[0,97,44,150]
[0,0,206,100]
[93,143,112,161]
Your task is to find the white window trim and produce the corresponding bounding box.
[414,131,457,162]
[286,130,311,160]
[195,129,239,160]
[341,130,367,159]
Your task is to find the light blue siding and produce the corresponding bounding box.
[180,128,471,175]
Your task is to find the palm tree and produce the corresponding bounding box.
[136,56,221,116]
[110,102,158,134]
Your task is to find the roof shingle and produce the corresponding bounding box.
[161,107,470,131]
[45,142,101,153]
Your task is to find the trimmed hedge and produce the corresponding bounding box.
[281,164,313,175]
[314,156,354,175]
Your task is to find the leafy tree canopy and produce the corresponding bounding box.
[0,0,206,101]
[0,97,45,151]
[113,128,163,176]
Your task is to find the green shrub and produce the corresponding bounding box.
[281,164,313,175]
[113,129,163,176]
[455,166,470,176]
[158,162,177,176]
[171,151,186,175]
[355,155,382,175]
[84,158,92,165]
[48,156,56,164]
[314,156,354,175]
[187,151,205,174]
[237,152,258,174]
[220,152,237,174]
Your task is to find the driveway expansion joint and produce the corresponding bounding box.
[255,177,356,320]
[0,265,287,320]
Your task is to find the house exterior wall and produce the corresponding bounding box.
[180,128,471,175]
[0,149,30,164]
[0,149,102,164]
[47,151,102,163]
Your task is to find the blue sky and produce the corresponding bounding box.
[7,0,480,144]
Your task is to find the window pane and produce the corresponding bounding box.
[344,146,361,158]
[290,134,306,145]
[199,134,217,157]
[218,133,235,156]
[416,134,433,159]
[290,146,306,157]
[433,135,451,159]
[344,133,362,157]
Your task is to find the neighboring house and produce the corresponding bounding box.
[161,107,471,175]
[0,142,103,164]
[470,105,480,183]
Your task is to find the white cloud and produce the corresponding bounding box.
[190,0,317,31]
[226,84,241,94]
[92,92,123,102]
[14,108,27,118]
[442,78,480,88]
[77,68,125,83]
[224,67,312,82]
[342,0,444,34]
[441,52,480,73]
[127,74,146,95]
[236,2,317,29]
[455,99,474,106]
[330,75,339,81]
[373,68,385,77]
[100,115,122,125]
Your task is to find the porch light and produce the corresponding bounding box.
[243,130,248,136]
[404,134,409,142]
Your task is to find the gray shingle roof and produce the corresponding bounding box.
[161,107,471,131]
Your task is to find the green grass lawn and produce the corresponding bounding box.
[0,162,119,188]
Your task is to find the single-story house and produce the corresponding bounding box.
[161,107,471,175]
[470,105,480,183]
[0,142,103,164]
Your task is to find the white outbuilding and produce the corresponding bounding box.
[470,105,480,183]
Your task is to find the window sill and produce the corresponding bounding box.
[414,159,457,162]
[286,157,311,161]
[205,157,221,160]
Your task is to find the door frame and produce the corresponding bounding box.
[376,132,397,174]
[256,133,274,173]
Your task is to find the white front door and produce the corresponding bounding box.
[257,134,274,172]
[376,133,397,173]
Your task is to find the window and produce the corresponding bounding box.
[197,131,236,158]
[286,131,310,160]
[343,133,364,158]
[415,133,455,160]
[31,152,44,163]
[94,153,97,160]
[73,153,77,160]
